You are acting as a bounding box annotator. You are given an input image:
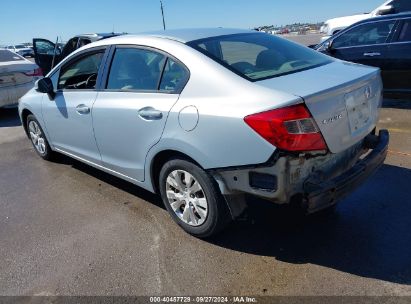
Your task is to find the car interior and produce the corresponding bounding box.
[332,21,395,48]
[194,37,323,80]
[107,48,188,93]
[398,21,411,41]
[107,49,163,91]
[54,47,188,93]
[159,58,188,92]
[58,52,103,90]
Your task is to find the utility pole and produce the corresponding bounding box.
[160,0,166,30]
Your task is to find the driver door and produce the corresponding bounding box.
[328,19,398,83]
[32,38,62,75]
[42,47,107,164]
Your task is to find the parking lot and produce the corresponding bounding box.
[1,35,411,297]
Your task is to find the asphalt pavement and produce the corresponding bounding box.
[1,34,411,297]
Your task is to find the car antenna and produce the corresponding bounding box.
[160,0,166,30]
[51,36,59,70]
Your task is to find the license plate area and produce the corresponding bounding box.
[345,86,371,134]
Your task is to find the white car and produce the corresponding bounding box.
[320,0,411,42]
[6,44,34,58]
[0,49,42,108]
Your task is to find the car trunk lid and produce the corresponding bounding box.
[256,61,382,153]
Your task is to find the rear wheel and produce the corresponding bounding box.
[159,158,230,238]
[27,114,53,160]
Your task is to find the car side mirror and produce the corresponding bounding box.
[377,5,394,15]
[326,39,335,53]
[37,77,55,99]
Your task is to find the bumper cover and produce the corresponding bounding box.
[303,130,389,213]
[0,81,35,108]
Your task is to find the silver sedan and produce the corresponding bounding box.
[18,29,389,237]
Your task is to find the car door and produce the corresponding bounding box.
[42,47,108,164]
[384,18,411,93]
[92,46,189,182]
[327,19,398,80]
[32,38,62,75]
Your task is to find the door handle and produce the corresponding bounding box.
[363,52,381,57]
[138,107,163,120]
[76,104,90,114]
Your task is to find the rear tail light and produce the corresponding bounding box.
[244,103,328,152]
[24,68,43,77]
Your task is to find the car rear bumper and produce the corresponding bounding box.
[0,81,35,108]
[303,129,389,213]
[212,130,389,217]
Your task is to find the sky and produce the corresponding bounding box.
[2,0,383,44]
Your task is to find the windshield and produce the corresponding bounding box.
[187,33,332,81]
[15,44,26,49]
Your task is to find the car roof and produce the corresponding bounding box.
[66,28,260,60]
[356,12,411,25]
[139,28,255,43]
[74,32,126,41]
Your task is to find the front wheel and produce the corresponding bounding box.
[27,114,53,160]
[159,159,230,238]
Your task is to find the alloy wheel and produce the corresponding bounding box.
[28,120,46,155]
[165,170,208,226]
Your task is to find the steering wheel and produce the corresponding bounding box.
[85,73,97,89]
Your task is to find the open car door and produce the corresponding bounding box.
[32,38,62,75]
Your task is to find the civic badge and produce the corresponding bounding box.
[322,113,344,125]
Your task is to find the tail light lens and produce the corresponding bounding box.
[244,103,328,152]
[24,68,43,77]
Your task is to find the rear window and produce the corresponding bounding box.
[187,33,332,81]
[0,49,23,62]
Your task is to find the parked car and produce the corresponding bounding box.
[315,13,411,96]
[19,29,389,237]
[320,0,411,42]
[6,44,34,58]
[32,33,125,75]
[0,49,42,108]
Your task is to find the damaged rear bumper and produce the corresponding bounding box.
[303,129,389,213]
[212,129,389,217]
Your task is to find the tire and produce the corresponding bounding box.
[26,114,53,160]
[159,158,231,238]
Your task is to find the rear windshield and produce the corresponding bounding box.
[187,33,332,81]
[0,49,23,62]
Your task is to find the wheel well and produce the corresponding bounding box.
[150,150,202,194]
[21,109,33,136]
